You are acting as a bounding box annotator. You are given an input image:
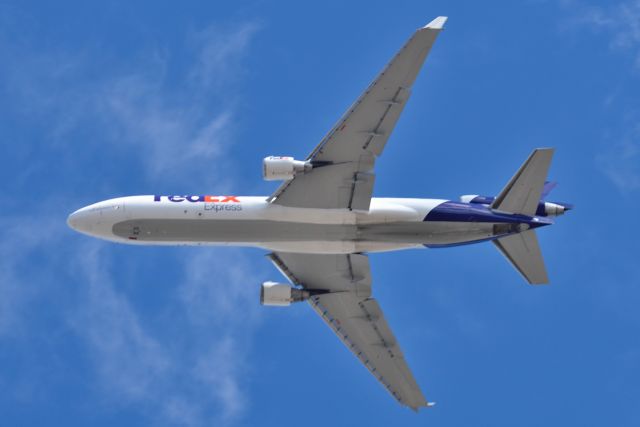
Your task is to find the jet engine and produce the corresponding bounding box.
[262,156,311,181]
[460,195,571,217]
[260,281,310,306]
[541,202,570,216]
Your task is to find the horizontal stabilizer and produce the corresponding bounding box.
[492,230,549,284]
[491,149,555,216]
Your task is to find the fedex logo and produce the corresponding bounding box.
[153,195,240,203]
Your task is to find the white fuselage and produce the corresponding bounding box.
[67,195,510,254]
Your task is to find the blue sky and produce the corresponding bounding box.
[1,0,639,425]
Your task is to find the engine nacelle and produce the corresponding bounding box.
[260,281,310,306]
[542,202,569,216]
[460,194,481,203]
[461,194,571,216]
[263,156,311,181]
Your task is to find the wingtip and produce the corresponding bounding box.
[409,401,436,412]
[424,16,448,30]
[535,147,555,152]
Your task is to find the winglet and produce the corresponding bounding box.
[424,16,448,30]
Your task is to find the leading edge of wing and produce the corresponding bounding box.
[268,17,448,209]
[309,293,431,410]
[306,16,448,162]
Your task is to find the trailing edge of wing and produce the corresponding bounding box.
[268,252,431,410]
[309,293,429,410]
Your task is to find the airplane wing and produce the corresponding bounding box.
[268,252,431,410]
[268,17,447,210]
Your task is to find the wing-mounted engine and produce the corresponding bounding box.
[260,281,330,306]
[260,281,310,306]
[262,156,312,181]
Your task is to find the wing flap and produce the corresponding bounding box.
[350,172,376,211]
[267,162,356,209]
[268,252,372,296]
[309,293,428,410]
[268,252,430,410]
[271,17,447,209]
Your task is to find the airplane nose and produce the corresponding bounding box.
[67,199,125,240]
[67,207,93,234]
[66,212,75,229]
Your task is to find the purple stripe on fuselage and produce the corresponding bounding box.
[424,201,553,227]
[424,236,499,249]
[468,196,569,217]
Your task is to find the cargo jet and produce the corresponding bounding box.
[68,17,571,410]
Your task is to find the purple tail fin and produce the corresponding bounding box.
[541,181,557,200]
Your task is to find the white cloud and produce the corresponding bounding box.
[179,249,260,327]
[0,22,260,188]
[176,249,263,420]
[565,0,640,68]
[68,244,264,426]
[194,337,247,421]
[0,213,264,426]
[189,23,261,90]
[0,216,63,337]
[558,2,640,191]
[70,242,170,401]
[596,121,640,193]
[89,23,258,187]
[0,19,265,426]
[99,73,235,182]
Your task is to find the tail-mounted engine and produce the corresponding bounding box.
[263,156,312,181]
[260,281,310,306]
[460,195,572,217]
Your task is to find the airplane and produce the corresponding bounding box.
[67,16,572,410]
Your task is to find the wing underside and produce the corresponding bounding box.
[262,16,447,410]
[269,17,447,210]
[268,252,430,410]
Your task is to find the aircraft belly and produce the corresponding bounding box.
[360,221,496,245]
[113,219,358,243]
[113,218,498,252]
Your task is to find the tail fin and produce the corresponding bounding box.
[491,149,555,216]
[493,229,549,284]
